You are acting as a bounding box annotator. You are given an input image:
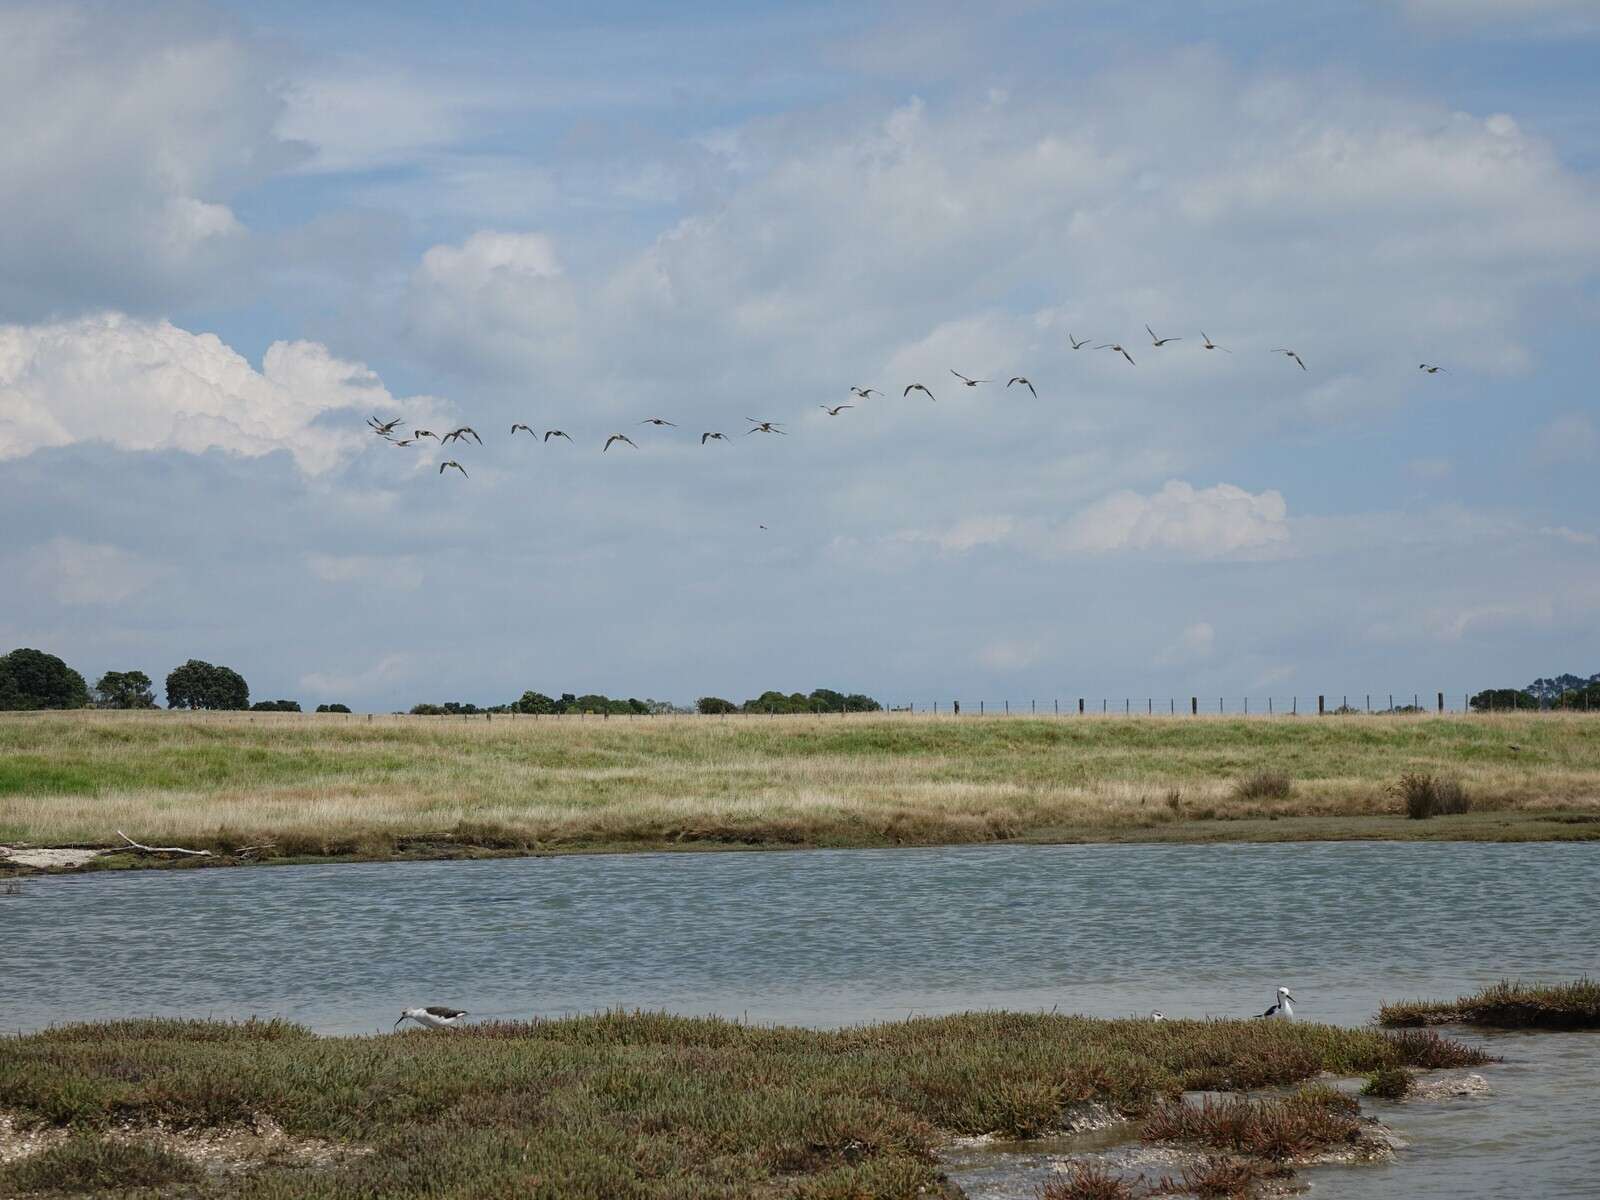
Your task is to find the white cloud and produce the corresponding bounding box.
[0,2,300,319]
[0,314,446,475]
[1054,482,1289,558]
[1538,524,1598,546]
[1407,457,1454,481]
[977,638,1044,671]
[25,538,164,606]
[299,654,414,699]
[305,553,425,591]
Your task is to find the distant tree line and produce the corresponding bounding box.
[1471,671,1600,712]
[0,647,354,714]
[696,688,882,715]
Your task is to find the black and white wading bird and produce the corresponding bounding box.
[1260,986,1296,1019]
[850,386,882,399]
[543,430,572,443]
[603,434,637,452]
[1150,1011,1166,1021]
[949,369,988,388]
[395,1006,468,1031]
[1146,324,1182,347]
[1097,342,1136,365]
[1272,348,1307,370]
[904,383,936,401]
[439,461,467,477]
[1200,331,1230,352]
[1007,376,1037,398]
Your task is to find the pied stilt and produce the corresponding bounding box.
[395,1005,468,1031]
[1259,986,1296,1019]
[1150,1011,1166,1021]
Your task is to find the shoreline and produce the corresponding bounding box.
[5,808,1598,875]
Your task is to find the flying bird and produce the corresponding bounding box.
[1068,333,1092,350]
[745,419,786,434]
[414,430,439,441]
[603,434,638,452]
[543,430,572,443]
[820,404,854,416]
[1096,343,1136,365]
[367,416,402,435]
[1200,331,1230,352]
[849,387,882,399]
[393,438,417,447]
[639,417,678,427]
[1146,324,1182,347]
[949,370,989,387]
[438,461,468,477]
[1419,363,1446,374]
[394,1006,468,1032]
[701,432,729,443]
[904,384,936,401]
[1272,348,1307,370]
[1007,376,1037,398]
[442,426,482,445]
[510,423,534,436]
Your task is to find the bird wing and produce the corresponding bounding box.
[1121,349,1135,364]
[949,369,970,382]
[423,1006,466,1018]
[1146,324,1157,340]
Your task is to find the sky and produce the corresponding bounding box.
[1,0,1597,711]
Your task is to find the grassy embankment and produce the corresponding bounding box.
[2,711,1598,868]
[1379,978,1600,1029]
[0,1012,1488,1198]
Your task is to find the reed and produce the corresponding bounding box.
[2,711,1596,864]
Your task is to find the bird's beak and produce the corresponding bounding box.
[393,1017,405,1031]
[1285,993,1296,1003]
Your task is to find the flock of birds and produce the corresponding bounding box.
[394,986,1297,1031]
[365,326,1451,480]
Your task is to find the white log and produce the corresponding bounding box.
[115,831,215,858]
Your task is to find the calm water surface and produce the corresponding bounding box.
[3,842,1596,1197]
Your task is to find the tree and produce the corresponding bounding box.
[93,670,156,709]
[1469,688,1539,712]
[0,648,91,710]
[250,699,301,712]
[165,659,250,710]
[697,696,736,714]
[512,691,557,715]
[315,703,351,713]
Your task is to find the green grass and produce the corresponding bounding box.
[1379,978,1600,1029]
[0,1134,201,1194]
[0,1012,1488,1199]
[2,710,1597,868]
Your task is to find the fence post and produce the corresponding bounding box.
[1292,697,1297,715]
[1437,691,1444,713]
[1389,694,1394,712]
[1244,697,1249,715]
[1078,698,1084,714]
[1318,695,1324,715]
[1191,696,1197,716]
[1366,694,1370,713]
[980,700,985,715]
[1005,700,1009,715]
[1054,699,1059,715]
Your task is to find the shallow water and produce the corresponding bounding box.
[3,842,1597,1196]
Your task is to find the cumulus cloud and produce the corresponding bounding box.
[305,553,425,591]
[0,314,446,474]
[1054,482,1289,558]
[1532,411,1597,463]
[0,2,301,319]
[1156,622,1217,668]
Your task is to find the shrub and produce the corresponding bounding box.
[250,699,301,712]
[1395,772,1470,819]
[697,696,738,714]
[1361,1067,1413,1099]
[1041,1160,1142,1200]
[1176,1155,1271,1198]
[0,1134,199,1193]
[1233,770,1292,801]
[315,703,351,713]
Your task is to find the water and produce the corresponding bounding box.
[3,842,1596,1197]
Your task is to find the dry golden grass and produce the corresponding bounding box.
[1,710,1597,861]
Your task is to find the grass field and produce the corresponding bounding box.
[2,711,1598,866]
[0,1012,1488,1198]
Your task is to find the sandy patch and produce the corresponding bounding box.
[0,1111,367,1174]
[0,846,104,869]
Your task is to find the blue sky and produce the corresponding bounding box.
[2,0,1597,709]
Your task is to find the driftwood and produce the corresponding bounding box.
[115,831,215,858]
